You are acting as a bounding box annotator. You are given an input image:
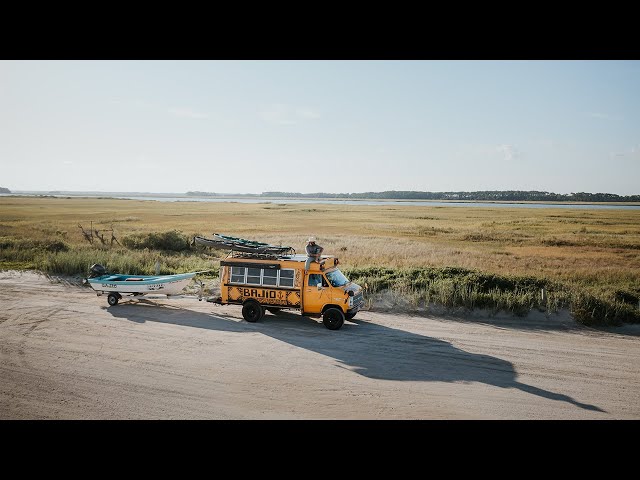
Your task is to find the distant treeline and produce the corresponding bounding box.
[187,190,640,202]
[186,191,225,196]
[0,187,11,194]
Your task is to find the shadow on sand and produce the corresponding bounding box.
[105,299,605,413]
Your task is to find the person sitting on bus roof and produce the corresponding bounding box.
[305,236,324,272]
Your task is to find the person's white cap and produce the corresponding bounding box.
[308,236,316,242]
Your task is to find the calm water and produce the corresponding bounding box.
[4,193,640,210]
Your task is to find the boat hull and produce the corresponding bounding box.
[194,235,293,255]
[87,273,196,295]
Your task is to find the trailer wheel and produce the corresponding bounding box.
[242,300,263,323]
[322,308,345,330]
[107,293,120,306]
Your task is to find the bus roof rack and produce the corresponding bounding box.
[194,233,296,257]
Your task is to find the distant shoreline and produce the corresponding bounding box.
[2,192,640,207]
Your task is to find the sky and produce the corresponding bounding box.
[1,60,639,195]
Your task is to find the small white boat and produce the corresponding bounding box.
[85,264,198,305]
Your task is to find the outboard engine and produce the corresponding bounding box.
[89,263,107,278]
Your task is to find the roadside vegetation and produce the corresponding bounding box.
[1,196,638,326]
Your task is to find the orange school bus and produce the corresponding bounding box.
[212,253,364,330]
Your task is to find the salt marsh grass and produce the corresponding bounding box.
[1,196,638,325]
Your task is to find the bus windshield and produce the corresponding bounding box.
[325,269,350,287]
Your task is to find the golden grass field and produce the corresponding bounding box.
[1,196,639,324]
[2,196,639,281]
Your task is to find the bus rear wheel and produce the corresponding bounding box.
[242,300,263,323]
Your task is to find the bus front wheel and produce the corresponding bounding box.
[322,308,345,330]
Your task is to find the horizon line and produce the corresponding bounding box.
[3,189,640,198]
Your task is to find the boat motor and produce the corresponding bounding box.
[89,263,107,278]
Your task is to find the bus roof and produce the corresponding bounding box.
[224,253,336,262]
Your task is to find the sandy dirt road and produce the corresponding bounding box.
[1,271,639,419]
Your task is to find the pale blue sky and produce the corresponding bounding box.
[1,60,638,194]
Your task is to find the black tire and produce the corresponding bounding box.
[242,300,263,323]
[345,312,357,320]
[322,308,345,330]
[107,293,119,306]
[266,308,281,315]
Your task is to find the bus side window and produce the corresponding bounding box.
[308,274,329,287]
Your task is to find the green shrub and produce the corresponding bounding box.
[0,237,69,252]
[122,230,191,252]
[571,290,640,326]
[614,289,639,305]
[43,240,69,252]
